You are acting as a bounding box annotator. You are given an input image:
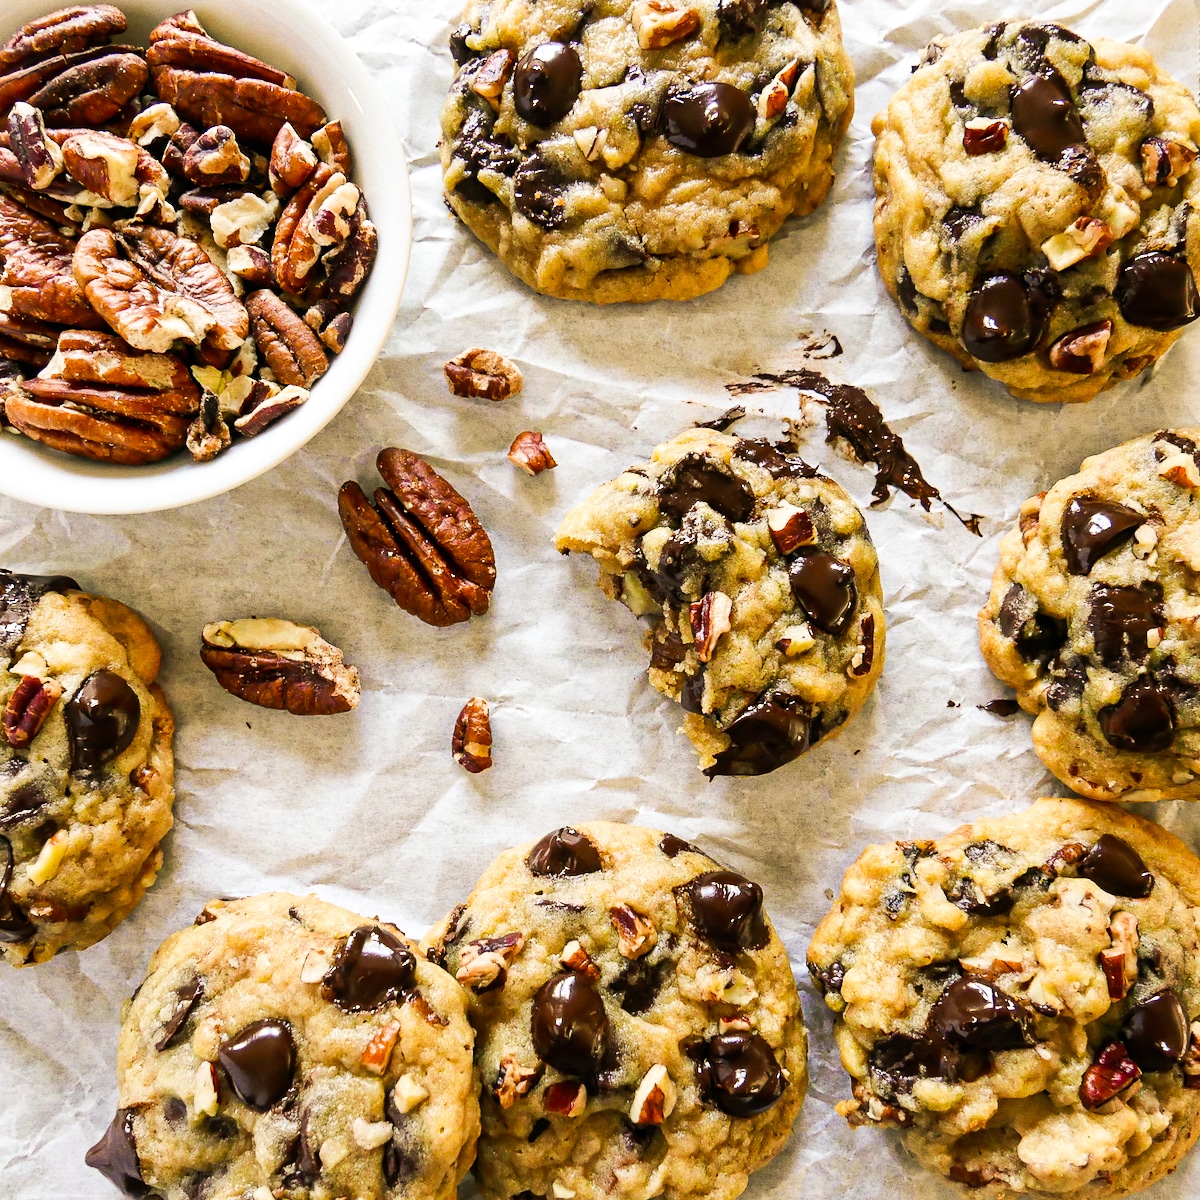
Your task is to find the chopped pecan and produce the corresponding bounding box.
[360,1018,401,1075]
[610,904,657,959]
[689,591,732,663]
[766,503,816,555]
[630,0,701,50]
[1184,1022,1200,1089]
[305,305,351,353]
[322,196,376,301]
[74,224,249,355]
[1,6,127,72]
[455,931,525,991]
[128,102,180,150]
[1100,911,1139,1000]
[232,381,307,437]
[200,617,360,715]
[2,674,63,747]
[339,448,497,627]
[963,117,1008,155]
[185,385,230,461]
[1040,219,1113,272]
[1081,1042,1141,1110]
[1141,138,1196,189]
[269,121,316,195]
[161,120,198,175]
[629,1065,676,1125]
[244,289,326,387]
[28,50,148,127]
[444,348,522,400]
[544,1081,587,1117]
[6,103,62,190]
[209,191,278,249]
[225,243,270,284]
[1159,453,1200,488]
[471,51,514,104]
[495,1056,542,1108]
[1048,320,1112,375]
[508,431,555,475]
[453,697,492,773]
[181,125,250,186]
[60,129,140,205]
[560,939,600,979]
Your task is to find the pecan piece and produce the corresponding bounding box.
[1081,1042,1141,1110]
[1141,138,1196,189]
[1048,320,1112,375]
[544,1081,588,1117]
[1,6,127,72]
[963,117,1008,155]
[323,197,376,302]
[453,696,492,772]
[6,103,62,190]
[28,51,148,127]
[269,122,316,195]
[444,348,522,400]
[312,121,351,175]
[244,289,327,387]
[690,591,732,663]
[610,904,657,958]
[181,125,250,186]
[60,129,139,205]
[508,431,555,475]
[1184,1022,1200,1089]
[232,382,308,437]
[766,503,816,555]
[495,1056,542,1108]
[3,674,63,747]
[0,311,57,366]
[630,0,701,50]
[339,448,497,627]
[560,940,600,979]
[1100,911,1139,1001]
[185,385,230,461]
[629,1065,676,1125]
[0,193,99,327]
[73,224,249,355]
[200,617,360,715]
[455,931,525,991]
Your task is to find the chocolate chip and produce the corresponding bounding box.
[1078,833,1155,897]
[658,455,754,523]
[1099,680,1175,753]
[1121,989,1189,1072]
[715,0,770,41]
[217,1019,296,1110]
[789,552,856,634]
[0,835,34,944]
[1011,69,1086,161]
[663,83,755,158]
[808,957,845,997]
[513,42,582,127]
[681,869,768,954]
[530,972,610,1081]
[321,925,416,1012]
[526,827,602,877]
[706,692,811,777]
[0,570,78,655]
[85,1109,148,1197]
[1117,253,1199,332]
[1061,497,1144,575]
[961,271,1043,362]
[930,978,1030,1050]
[659,833,699,858]
[155,976,203,1052]
[695,1031,785,1116]
[1089,583,1163,666]
[512,155,569,229]
[65,670,140,772]
[163,1096,186,1125]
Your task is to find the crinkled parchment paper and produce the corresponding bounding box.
[2,0,1200,1193]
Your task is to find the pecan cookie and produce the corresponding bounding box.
[87,892,480,1200]
[554,426,884,775]
[979,429,1200,801]
[0,568,174,965]
[808,798,1200,1200]
[873,20,1200,402]
[423,822,806,1200]
[441,0,853,302]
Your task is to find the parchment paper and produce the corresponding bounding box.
[2,0,1200,1194]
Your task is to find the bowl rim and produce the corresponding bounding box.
[0,0,412,515]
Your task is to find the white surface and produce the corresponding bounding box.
[0,0,411,514]
[2,0,1200,1197]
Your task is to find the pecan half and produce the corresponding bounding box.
[444,348,522,400]
[147,13,296,88]
[1,6,127,73]
[271,164,356,294]
[453,697,492,772]
[244,289,326,387]
[339,448,497,627]
[28,50,148,127]
[508,431,555,475]
[200,617,360,715]
[2,674,63,747]
[73,224,249,355]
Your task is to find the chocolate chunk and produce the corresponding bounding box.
[869,1031,949,1086]
[527,1118,551,1143]
[695,1031,785,1116]
[942,206,982,241]
[659,832,699,858]
[679,673,705,714]
[1061,497,1144,575]
[383,1140,419,1188]
[732,438,815,479]
[681,869,768,953]
[163,1096,186,1125]
[896,265,918,313]
[530,972,610,1080]
[706,692,811,777]
[715,0,770,41]
[217,1019,296,1110]
[611,958,670,1014]
[512,155,569,229]
[1117,253,1199,332]
[1121,989,1189,1072]
[947,877,1014,916]
[808,957,845,996]
[65,670,140,772]
[663,83,755,158]
[449,23,477,66]
[155,977,204,1052]
[962,271,1043,362]
[1089,583,1163,666]
[322,925,416,1012]
[0,835,34,944]
[1011,69,1086,161]
[789,552,856,634]
[964,840,1013,864]
[930,978,1030,1050]
[979,699,1019,716]
[1099,680,1175,753]
[513,43,583,127]
[526,827,602,877]
[452,104,520,194]
[658,455,754,523]
[0,570,78,654]
[0,783,46,829]
[1078,833,1154,897]
[85,1109,148,1198]
[649,628,686,671]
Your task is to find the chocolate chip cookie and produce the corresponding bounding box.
[441,0,853,302]
[979,430,1200,801]
[0,569,174,966]
[808,797,1200,1199]
[423,822,806,1200]
[873,20,1200,402]
[87,892,480,1200]
[554,427,884,775]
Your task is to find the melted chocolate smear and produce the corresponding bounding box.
[65,670,140,772]
[526,827,602,877]
[0,834,35,943]
[705,692,811,777]
[1078,833,1155,897]
[659,832,700,858]
[530,972,610,1081]
[658,455,754,523]
[693,406,746,432]
[979,699,1019,716]
[1121,989,1189,1072]
[732,438,816,480]
[681,870,768,953]
[155,976,203,1051]
[217,1019,296,1110]
[85,1109,148,1198]
[1099,680,1175,753]
[322,925,416,1012]
[727,369,982,534]
[0,570,78,654]
[695,1031,786,1116]
[1061,498,1144,575]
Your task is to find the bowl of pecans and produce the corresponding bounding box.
[0,0,411,514]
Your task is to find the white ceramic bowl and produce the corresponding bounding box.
[0,0,411,514]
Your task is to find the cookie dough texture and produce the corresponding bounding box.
[554,426,884,775]
[90,892,480,1200]
[441,0,853,302]
[980,430,1200,802]
[0,570,174,966]
[873,20,1200,402]
[808,798,1200,1199]
[423,821,806,1200]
